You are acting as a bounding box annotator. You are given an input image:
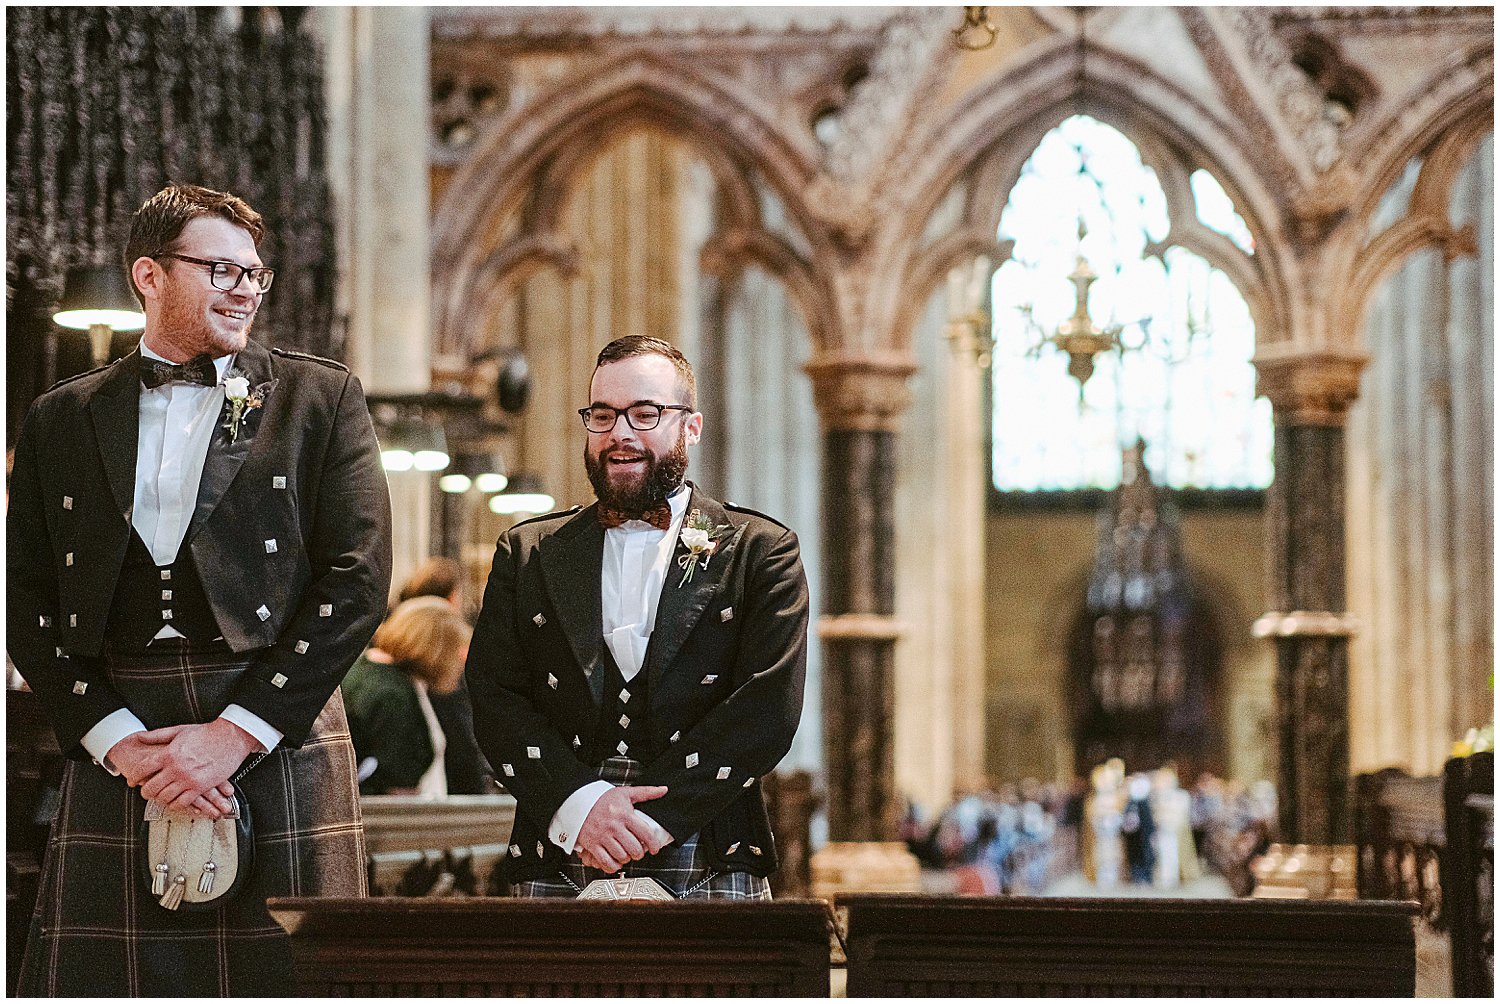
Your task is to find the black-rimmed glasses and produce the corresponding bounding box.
[155,252,275,292]
[578,403,692,433]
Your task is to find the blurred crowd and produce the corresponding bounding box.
[903,763,1278,897]
[902,779,1068,895]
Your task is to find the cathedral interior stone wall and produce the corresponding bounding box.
[407,6,1493,818]
[7,6,1491,828]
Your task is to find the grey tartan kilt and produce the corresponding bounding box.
[510,756,771,901]
[19,641,367,997]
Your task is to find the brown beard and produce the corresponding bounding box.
[584,424,689,513]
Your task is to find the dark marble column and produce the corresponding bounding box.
[1253,350,1366,844]
[804,353,915,843]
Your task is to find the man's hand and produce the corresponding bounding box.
[136,719,261,817]
[575,785,670,873]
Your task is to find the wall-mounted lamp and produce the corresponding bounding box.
[368,390,485,474]
[439,451,508,494]
[52,265,146,367]
[378,415,450,473]
[488,472,554,516]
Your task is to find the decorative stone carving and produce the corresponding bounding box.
[1225,7,1351,174]
[1253,348,1368,425]
[803,353,918,433]
[810,9,953,242]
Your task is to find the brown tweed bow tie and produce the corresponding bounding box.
[597,502,672,531]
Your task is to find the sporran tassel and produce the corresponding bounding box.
[160,874,187,910]
[152,862,169,896]
[199,861,216,895]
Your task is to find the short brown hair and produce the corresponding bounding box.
[372,596,472,694]
[123,183,265,306]
[594,335,697,410]
[397,557,464,606]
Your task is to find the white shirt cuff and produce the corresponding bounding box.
[81,709,148,773]
[550,780,614,854]
[636,809,674,848]
[219,705,282,754]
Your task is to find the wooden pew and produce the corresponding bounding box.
[1352,767,1444,921]
[838,894,1418,997]
[1443,750,1494,998]
[269,897,833,996]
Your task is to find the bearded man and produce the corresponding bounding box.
[466,335,808,898]
[9,183,390,994]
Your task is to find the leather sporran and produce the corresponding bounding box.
[138,753,263,911]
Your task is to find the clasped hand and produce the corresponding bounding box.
[109,719,261,820]
[575,784,671,873]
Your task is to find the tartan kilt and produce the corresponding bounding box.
[18,642,366,997]
[510,756,771,901]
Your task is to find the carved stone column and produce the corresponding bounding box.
[803,352,922,896]
[1251,348,1367,843]
[805,352,914,841]
[314,7,432,592]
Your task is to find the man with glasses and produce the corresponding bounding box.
[9,183,391,994]
[467,335,809,899]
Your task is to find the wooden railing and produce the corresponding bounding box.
[838,894,1419,997]
[269,897,834,996]
[360,793,515,896]
[1353,768,1445,923]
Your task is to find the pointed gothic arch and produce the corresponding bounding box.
[429,53,839,362]
[884,40,1293,359]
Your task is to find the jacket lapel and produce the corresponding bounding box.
[645,486,745,695]
[87,350,143,527]
[185,339,276,544]
[538,505,607,705]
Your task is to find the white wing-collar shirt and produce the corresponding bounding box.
[547,484,689,854]
[80,340,282,772]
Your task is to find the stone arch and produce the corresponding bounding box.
[429,52,837,361]
[882,39,1293,357]
[1321,55,1494,350]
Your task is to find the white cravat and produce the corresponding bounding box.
[80,340,281,771]
[548,485,689,855]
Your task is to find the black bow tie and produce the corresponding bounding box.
[141,354,219,390]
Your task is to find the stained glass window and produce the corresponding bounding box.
[990,116,1273,493]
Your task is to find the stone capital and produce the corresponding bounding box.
[1252,348,1368,426]
[803,352,918,432]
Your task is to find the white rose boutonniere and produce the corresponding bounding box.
[221,367,267,444]
[677,509,733,586]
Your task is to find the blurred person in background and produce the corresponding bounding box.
[394,557,492,794]
[397,556,465,611]
[343,596,471,796]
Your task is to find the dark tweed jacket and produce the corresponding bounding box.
[465,485,808,882]
[6,338,393,756]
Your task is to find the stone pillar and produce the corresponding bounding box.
[314,6,432,595]
[805,352,922,895]
[1251,348,1367,843]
